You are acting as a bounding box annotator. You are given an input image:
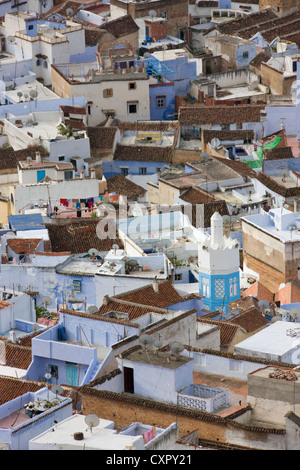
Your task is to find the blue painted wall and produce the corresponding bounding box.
[102,160,166,178]
[149,82,175,121]
[199,271,240,313]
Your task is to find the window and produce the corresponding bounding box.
[121,167,129,176]
[128,82,136,90]
[28,24,34,30]
[87,105,91,115]
[58,155,65,161]
[103,88,113,98]
[156,96,166,108]
[43,60,48,68]
[36,59,41,66]
[207,84,214,98]
[293,61,297,73]
[64,170,73,180]
[161,11,167,18]
[127,102,137,114]
[139,167,147,175]
[242,51,249,59]
[175,273,182,281]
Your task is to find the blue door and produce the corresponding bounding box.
[37,169,46,182]
[65,362,78,386]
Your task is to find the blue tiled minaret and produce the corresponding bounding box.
[198,212,240,313]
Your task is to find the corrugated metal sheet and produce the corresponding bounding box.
[8,213,45,231]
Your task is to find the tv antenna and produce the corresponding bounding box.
[139,334,154,350]
[85,414,99,433]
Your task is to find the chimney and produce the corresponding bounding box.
[102,294,110,305]
[90,167,96,178]
[36,151,41,162]
[80,170,84,179]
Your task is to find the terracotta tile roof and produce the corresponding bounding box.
[212,156,257,178]
[237,10,300,44]
[262,147,294,160]
[179,186,215,204]
[100,14,139,38]
[0,146,48,171]
[215,7,280,37]
[84,28,106,46]
[44,0,81,17]
[97,301,171,321]
[112,280,184,308]
[229,307,269,332]
[60,105,86,115]
[106,173,146,199]
[197,317,241,349]
[0,376,45,405]
[179,105,264,126]
[275,279,300,304]
[0,301,11,310]
[249,50,271,68]
[6,238,42,255]
[87,126,117,149]
[114,144,173,162]
[46,219,124,254]
[255,172,300,198]
[241,280,274,303]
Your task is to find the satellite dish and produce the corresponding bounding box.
[112,244,119,251]
[88,248,99,257]
[87,305,98,314]
[32,323,40,332]
[41,296,53,307]
[258,299,270,311]
[85,414,99,432]
[66,7,74,16]
[149,9,157,19]
[7,35,15,43]
[170,341,185,359]
[211,138,220,149]
[144,52,151,59]
[139,334,154,349]
[29,90,38,99]
[200,152,209,161]
[51,385,63,397]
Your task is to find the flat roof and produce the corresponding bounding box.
[235,321,300,357]
[122,348,193,369]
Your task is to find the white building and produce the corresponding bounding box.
[234,320,300,363]
[28,414,177,450]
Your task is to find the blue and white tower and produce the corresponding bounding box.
[198,212,240,313]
